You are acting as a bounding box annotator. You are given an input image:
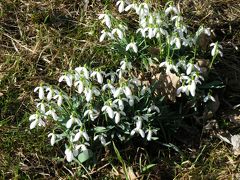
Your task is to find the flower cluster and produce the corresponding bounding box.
[30,1,222,163]
[30,60,160,162]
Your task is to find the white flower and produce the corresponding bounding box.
[101,105,114,119]
[102,83,115,94]
[210,42,223,57]
[65,148,74,162]
[113,98,127,111]
[45,108,58,121]
[130,119,145,138]
[36,102,46,113]
[91,71,104,84]
[170,36,181,49]
[94,134,108,146]
[203,94,216,102]
[98,14,111,28]
[120,60,132,71]
[128,95,140,106]
[126,42,138,53]
[46,86,54,101]
[84,109,99,121]
[29,113,46,129]
[54,92,63,106]
[188,80,196,97]
[146,129,157,141]
[74,79,84,94]
[73,130,89,142]
[123,86,132,98]
[136,3,150,17]
[159,61,178,74]
[84,87,100,102]
[176,85,188,96]
[48,133,56,146]
[112,28,124,39]
[116,0,125,13]
[66,114,81,129]
[125,3,138,12]
[165,6,179,15]
[113,87,123,98]
[99,30,114,42]
[114,111,126,124]
[59,74,73,87]
[147,105,160,113]
[75,67,89,79]
[34,85,44,100]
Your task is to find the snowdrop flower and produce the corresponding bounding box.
[113,87,123,98]
[29,113,46,129]
[59,73,73,87]
[130,119,145,138]
[36,102,46,113]
[45,108,58,121]
[210,42,223,57]
[123,86,132,98]
[74,79,84,94]
[102,82,115,94]
[176,84,189,96]
[73,129,89,142]
[65,148,74,162]
[116,0,125,13]
[147,105,160,114]
[120,60,132,71]
[34,85,44,100]
[98,13,111,28]
[165,5,179,15]
[66,114,81,129]
[46,86,54,101]
[136,3,150,17]
[111,28,124,40]
[188,80,196,97]
[94,134,108,146]
[105,72,117,83]
[75,66,89,79]
[170,36,181,49]
[91,71,104,84]
[203,93,216,102]
[54,92,63,106]
[125,3,138,12]
[84,109,99,121]
[126,42,138,53]
[113,98,127,111]
[159,60,178,74]
[99,30,114,42]
[48,133,56,146]
[84,87,100,102]
[146,129,157,141]
[114,111,126,124]
[101,105,115,119]
[128,95,140,106]
[186,63,201,75]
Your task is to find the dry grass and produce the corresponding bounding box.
[1,0,240,179]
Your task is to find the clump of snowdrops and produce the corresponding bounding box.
[29,1,223,163]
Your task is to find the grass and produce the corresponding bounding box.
[1,0,240,179]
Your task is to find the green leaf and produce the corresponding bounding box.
[78,149,93,163]
[94,126,107,133]
[199,81,225,89]
[142,164,156,172]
